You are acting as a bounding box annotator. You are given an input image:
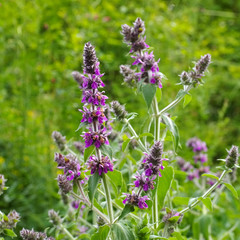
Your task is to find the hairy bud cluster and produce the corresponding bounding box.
[52,131,66,151]
[120,65,137,87]
[48,210,62,226]
[0,210,20,231]
[83,42,98,74]
[225,145,239,169]
[111,101,128,120]
[20,228,55,240]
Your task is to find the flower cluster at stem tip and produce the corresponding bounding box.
[72,42,114,176]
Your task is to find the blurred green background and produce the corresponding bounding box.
[0,0,240,235]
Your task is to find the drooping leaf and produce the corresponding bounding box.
[91,225,110,240]
[84,145,95,162]
[201,173,219,181]
[201,197,213,211]
[183,93,192,108]
[161,114,180,151]
[112,222,135,240]
[142,84,156,109]
[157,166,174,210]
[88,172,100,203]
[224,183,239,199]
[3,229,17,238]
[118,204,135,221]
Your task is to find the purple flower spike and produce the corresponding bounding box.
[122,192,149,209]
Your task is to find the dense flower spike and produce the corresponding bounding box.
[121,18,163,88]
[48,210,62,226]
[87,155,113,175]
[225,145,239,169]
[83,42,99,74]
[111,101,128,120]
[52,131,66,151]
[20,228,55,240]
[123,192,150,209]
[179,54,211,86]
[57,174,73,194]
[80,107,107,124]
[134,172,156,191]
[143,141,164,177]
[55,153,81,181]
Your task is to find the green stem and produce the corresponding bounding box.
[60,224,75,240]
[152,97,161,229]
[75,181,110,223]
[179,170,228,214]
[124,119,149,153]
[157,86,192,117]
[102,173,114,224]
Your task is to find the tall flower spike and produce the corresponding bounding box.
[225,145,239,169]
[83,42,98,74]
[111,101,128,121]
[194,54,211,75]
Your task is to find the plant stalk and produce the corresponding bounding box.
[60,224,75,240]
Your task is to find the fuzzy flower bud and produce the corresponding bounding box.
[48,209,62,226]
[72,71,84,86]
[150,141,163,159]
[57,174,73,194]
[20,228,55,240]
[74,141,85,155]
[52,131,66,151]
[120,65,137,87]
[225,145,239,169]
[194,54,211,75]
[179,71,191,85]
[111,101,128,120]
[83,42,98,74]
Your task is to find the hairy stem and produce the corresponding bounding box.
[60,224,75,240]
[179,170,228,214]
[102,173,114,224]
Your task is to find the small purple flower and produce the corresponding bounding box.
[133,172,156,191]
[194,153,208,163]
[80,107,108,124]
[82,127,109,148]
[187,137,207,152]
[82,90,108,106]
[71,201,80,209]
[122,192,149,209]
[87,155,114,175]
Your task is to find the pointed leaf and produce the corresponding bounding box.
[142,84,156,109]
[122,138,131,151]
[223,183,239,199]
[201,173,219,181]
[201,197,213,211]
[84,145,95,162]
[118,204,135,221]
[101,144,113,159]
[183,94,192,108]
[161,114,180,151]
[157,166,174,210]
[88,172,100,203]
[3,229,17,238]
[112,222,135,240]
[75,121,88,132]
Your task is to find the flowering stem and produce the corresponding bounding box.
[60,224,75,240]
[157,86,192,117]
[124,118,149,153]
[152,96,161,229]
[179,170,228,214]
[102,173,114,225]
[75,181,110,223]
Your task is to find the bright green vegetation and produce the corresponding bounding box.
[0,0,239,237]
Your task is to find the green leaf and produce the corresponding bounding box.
[201,197,213,211]
[139,132,154,138]
[122,138,131,151]
[84,145,95,162]
[142,84,156,109]
[201,173,219,180]
[112,222,135,240]
[88,172,100,203]
[172,197,189,206]
[157,166,174,210]
[183,93,192,108]
[91,225,110,240]
[161,114,180,151]
[156,88,162,102]
[3,229,17,238]
[101,144,113,159]
[118,204,135,221]
[107,170,124,195]
[75,121,88,132]
[176,89,187,99]
[223,183,239,199]
[168,215,181,223]
[172,232,185,240]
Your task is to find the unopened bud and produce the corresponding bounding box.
[194,54,211,75]
[52,131,66,151]
[150,141,163,160]
[111,101,128,120]
[57,174,73,194]
[225,145,239,169]
[179,71,191,85]
[48,209,62,226]
[83,42,98,74]
[72,71,83,85]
